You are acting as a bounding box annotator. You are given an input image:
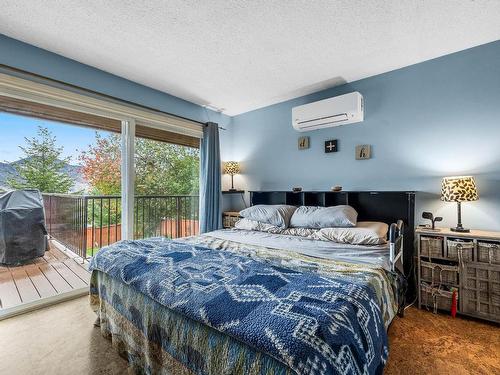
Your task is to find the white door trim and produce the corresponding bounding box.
[121,119,135,240]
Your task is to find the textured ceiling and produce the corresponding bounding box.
[1,1,499,115]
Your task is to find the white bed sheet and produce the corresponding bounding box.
[207,228,392,270]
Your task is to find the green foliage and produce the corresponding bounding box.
[79,133,199,196]
[7,126,74,193]
[135,139,199,196]
[79,133,121,195]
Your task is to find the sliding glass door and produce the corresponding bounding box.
[132,128,200,240]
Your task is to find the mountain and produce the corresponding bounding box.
[0,162,17,191]
[0,159,88,193]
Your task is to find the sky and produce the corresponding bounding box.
[0,112,106,165]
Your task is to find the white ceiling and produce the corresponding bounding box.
[1,1,499,116]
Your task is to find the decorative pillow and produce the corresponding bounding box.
[234,218,279,232]
[234,218,317,237]
[239,205,297,228]
[290,205,357,229]
[279,227,317,237]
[311,221,389,245]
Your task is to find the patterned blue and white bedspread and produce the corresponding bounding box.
[90,237,388,375]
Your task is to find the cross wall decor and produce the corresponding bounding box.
[324,139,338,153]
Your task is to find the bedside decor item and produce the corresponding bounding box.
[223,161,240,191]
[422,212,443,230]
[355,145,371,160]
[441,176,478,233]
[292,187,303,192]
[298,136,310,150]
[331,185,342,192]
[324,139,338,153]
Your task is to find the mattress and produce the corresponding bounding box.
[90,229,401,375]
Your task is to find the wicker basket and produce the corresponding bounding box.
[465,264,489,280]
[491,294,500,317]
[223,212,241,228]
[462,288,500,320]
[477,242,500,264]
[446,239,474,262]
[420,236,443,258]
[420,260,458,285]
[463,287,489,303]
[420,283,457,312]
[464,276,489,292]
[491,281,500,295]
[461,263,500,322]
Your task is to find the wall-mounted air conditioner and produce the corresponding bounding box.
[292,92,364,132]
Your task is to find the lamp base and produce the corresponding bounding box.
[228,188,237,192]
[450,227,470,233]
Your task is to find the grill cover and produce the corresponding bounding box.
[0,189,48,265]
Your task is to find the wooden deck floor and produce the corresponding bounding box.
[0,240,90,319]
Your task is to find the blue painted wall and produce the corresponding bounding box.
[226,41,500,231]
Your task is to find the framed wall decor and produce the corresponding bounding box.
[298,136,310,150]
[324,139,338,153]
[355,144,371,160]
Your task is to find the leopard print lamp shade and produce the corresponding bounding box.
[223,161,240,176]
[441,176,479,202]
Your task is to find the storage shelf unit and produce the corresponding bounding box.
[416,227,500,323]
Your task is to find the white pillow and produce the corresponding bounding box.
[290,205,358,228]
[239,204,297,228]
[234,218,279,232]
[279,227,317,237]
[311,221,389,245]
[234,218,316,237]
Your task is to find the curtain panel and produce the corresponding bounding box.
[199,122,222,233]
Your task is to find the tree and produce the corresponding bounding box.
[79,133,199,196]
[79,133,121,195]
[135,139,199,196]
[8,126,74,193]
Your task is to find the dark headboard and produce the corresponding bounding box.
[249,190,416,275]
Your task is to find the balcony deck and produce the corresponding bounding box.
[0,240,90,320]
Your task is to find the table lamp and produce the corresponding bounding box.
[441,176,478,233]
[223,161,240,191]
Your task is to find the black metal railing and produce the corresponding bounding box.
[43,194,87,258]
[43,194,199,259]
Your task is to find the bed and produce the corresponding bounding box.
[89,191,415,375]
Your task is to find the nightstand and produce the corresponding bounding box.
[222,211,241,228]
[416,227,500,323]
[222,190,246,207]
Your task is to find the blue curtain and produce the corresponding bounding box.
[199,122,222,233]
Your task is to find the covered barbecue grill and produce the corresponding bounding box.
[0,189,48,265]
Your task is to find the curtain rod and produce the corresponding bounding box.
[0,64,208,126]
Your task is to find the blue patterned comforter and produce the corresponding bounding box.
[90,238,389,375]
